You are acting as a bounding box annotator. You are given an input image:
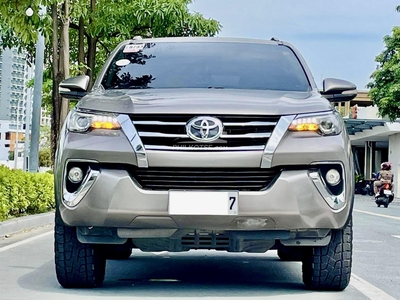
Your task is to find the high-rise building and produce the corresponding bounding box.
[0,48,33,161]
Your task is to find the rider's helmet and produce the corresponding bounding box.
[381,162,392,170]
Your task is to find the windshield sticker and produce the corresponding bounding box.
[115,59,131,67]
[123,44,145,53]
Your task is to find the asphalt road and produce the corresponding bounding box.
[0,195,399,300]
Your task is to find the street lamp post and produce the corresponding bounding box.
[23,66,33,171]
[28,6,45,173]
[13,101,21,169]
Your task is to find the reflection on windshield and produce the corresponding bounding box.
[101,42,310,91]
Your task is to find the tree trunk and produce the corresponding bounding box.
[51,2,61,161]
[78,17,85,69]
[87,0,97,89]
[87,36,97,89]
[59,0,70,130]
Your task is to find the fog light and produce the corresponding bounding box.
[325,169,340,186]
[68,167,84,183]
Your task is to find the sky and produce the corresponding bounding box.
[189,0,400,91]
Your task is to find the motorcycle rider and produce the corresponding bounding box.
[373,162,394,196]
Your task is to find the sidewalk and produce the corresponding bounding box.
[0,212,54,237]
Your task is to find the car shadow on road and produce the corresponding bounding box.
[17,251,320,298]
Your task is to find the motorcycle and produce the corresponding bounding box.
[375,182,394,208]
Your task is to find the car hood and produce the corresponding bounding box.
[76,88,333,115]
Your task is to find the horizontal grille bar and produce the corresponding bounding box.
[139,132,187,138]
[133,121,186,126]
[139,131,272,138]
[133,120,277,127]
[224,121,277,126]
[144,145,265,151]
[129,168,281,191]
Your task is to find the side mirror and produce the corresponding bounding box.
[321,78,357,102]
[59,75,90,100]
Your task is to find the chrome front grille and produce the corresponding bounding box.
[130,167,281,191]
[130,115,279,150]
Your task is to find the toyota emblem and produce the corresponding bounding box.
[186,116,223,142]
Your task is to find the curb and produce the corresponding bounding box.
[0,212,54,237]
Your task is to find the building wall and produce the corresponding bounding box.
[389,134,400,196]
[0,48,32,161]
[41,107,51,126]
[0,48,31,126]
[0,49,13,121]
[0,121,11,160]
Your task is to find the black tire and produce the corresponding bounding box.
[54,210,106,288]
[377,204,381,207]
[277,248,303,261]
[384,198,389,206]
[384,204,388,208]
[302,218,352,291]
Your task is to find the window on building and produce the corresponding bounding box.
[5,132,10,140]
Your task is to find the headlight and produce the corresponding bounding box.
[288,111,342,136]
[67,110,121,132]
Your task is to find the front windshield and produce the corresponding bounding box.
[101,42,311,91]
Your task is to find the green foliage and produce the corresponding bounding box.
[39,148,52,168]
[8,151,14,161]
[355,173,364,183]
[368,26,400,121]
[40,125,51,149]
[0,166,55,222]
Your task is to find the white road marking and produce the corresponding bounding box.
[0,231,53,253]
[351,273,396,300]
[392,235,400,239]
[354,209,400,221]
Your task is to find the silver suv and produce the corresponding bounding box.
[55,37,356,290]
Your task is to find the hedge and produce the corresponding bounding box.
[0,165,55,222]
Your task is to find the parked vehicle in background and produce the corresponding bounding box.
[54,37,357,290]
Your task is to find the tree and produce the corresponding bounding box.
[367,7,400,121]
[39,148,52,167]
[0,0,221,159]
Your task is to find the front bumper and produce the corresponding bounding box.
[59,166,352,231]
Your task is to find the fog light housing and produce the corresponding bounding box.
[325,169,340,186]
[68,167,84,183]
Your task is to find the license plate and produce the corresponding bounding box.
[384,190,392,195]
[169,191,238,215]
